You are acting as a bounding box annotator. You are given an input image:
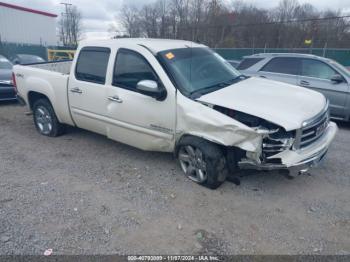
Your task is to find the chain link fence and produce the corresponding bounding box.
[2,42,350,67]
[215,48,350,66]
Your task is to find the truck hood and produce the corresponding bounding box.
[197,77,327,131]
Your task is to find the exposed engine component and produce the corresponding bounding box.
[213,105,295,163]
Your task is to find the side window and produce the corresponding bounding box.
[301,59,337,80]
[113,49,158,90]
[237,58,264,70]
[75,47,110,84]
[261,57,300,75]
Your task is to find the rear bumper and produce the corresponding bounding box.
[0,85,16,101]
[238,121,338,173]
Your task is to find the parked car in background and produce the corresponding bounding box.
[13,39,337,189]
[12,54,45,65]
[0,55,16,101]
[227,59,241,69]
[238,53,350,121]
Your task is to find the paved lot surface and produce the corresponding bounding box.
[0,102,349,255]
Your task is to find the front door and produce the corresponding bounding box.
[105,46,176,151]
[298,58,349,118]
[258,57,300,85]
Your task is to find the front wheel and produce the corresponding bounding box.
[33,98,65,137]
[177,136,227,189]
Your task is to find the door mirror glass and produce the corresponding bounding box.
[136,80,165,100]
[331,74,344,84]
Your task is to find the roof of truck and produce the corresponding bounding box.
[79,38,206,53]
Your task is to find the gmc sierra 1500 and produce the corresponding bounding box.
[13,38,337,189]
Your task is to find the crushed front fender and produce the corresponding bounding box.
[176,93,262,153]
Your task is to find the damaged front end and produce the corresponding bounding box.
[177,93,337,175]
[213,105,295,169]
[214,104,337,175]
[239,126,295,169]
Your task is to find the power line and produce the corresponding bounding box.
[179,15,350,30]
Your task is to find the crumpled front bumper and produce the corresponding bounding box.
[238,121,338,173]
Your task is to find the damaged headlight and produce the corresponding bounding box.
[214,106,295,159]
[259,128,295,158]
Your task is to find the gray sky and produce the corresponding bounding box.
[4,0,350,40]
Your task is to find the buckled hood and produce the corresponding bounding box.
[197,77,327,131]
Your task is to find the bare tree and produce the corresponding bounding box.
[114,0,350,48]
[120,5,143,37]
[58,5,82,47]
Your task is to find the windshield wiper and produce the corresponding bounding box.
[190,75,245,99]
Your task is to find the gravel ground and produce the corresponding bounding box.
[0,102,349,255]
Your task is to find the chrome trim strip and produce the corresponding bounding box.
[294,100,329,150]
[302,100,329,128]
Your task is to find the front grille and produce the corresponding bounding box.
[299,107,330,149]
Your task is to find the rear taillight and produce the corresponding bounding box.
[12,72,17,93]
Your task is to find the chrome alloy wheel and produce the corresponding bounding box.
[178,145,207,183]
[35,106,53,135]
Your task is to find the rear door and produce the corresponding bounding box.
[237,58,264,74]
[258,57,300,85]
[68,47,111,135]
[104,46,176,151]
[298,58,349,118]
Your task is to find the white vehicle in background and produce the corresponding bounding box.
[13,39,337,189]
[237,53,350,121]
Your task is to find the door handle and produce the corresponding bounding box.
[70,87,83,94]
[259,75,267,78]
[300,80,310,86]
[108,95,123,103]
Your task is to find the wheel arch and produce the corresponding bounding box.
[175,133,246,172]
[28,91,51,110]
[174,134,226,158]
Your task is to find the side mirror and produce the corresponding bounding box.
[136,80,166,100]
[331,74,344,84]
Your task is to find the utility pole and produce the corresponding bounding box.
[60,2,72,14]
[60,2,72,46]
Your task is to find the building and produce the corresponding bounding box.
[0,2,57,46]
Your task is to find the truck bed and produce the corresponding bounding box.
[28,60,72,75]
[13,60,75,126]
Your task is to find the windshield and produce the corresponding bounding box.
[158,48,242,96]
[0,57,13,69]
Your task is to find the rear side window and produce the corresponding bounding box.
[261,57,300,75]
[75,47,110,84]
[237,58,264,70]
[113,49,158,90]
[301,59,337,80]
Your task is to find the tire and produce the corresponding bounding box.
[177,136,228,189]
[226,148,242,185]
[33,98,65,137]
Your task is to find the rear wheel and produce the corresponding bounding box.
[33,98,65,137]
[177,136,227,189]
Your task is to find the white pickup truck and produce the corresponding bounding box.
[13,38,337,189]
